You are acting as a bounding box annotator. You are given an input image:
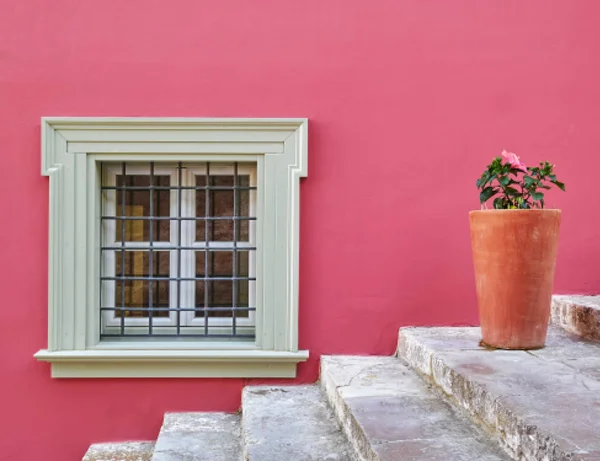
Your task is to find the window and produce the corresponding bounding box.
[35,118,308,378]
[101,162,256,340]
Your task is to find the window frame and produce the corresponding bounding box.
[35,117,308,378]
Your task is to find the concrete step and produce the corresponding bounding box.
[552,295,600,342]
[321,355,510,461]
[398,326,600,460]
[151,412,241,461]
[242,385,356,461]
[82,441,154,461]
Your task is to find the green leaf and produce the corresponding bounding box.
[479,187,497,203]
[498,176,510,186]
[532,191,544,201]
[505,186,520,196]
[520,200,531,209]
[553,180,566,191]
[493,197,506,209]
[523,176,536,187]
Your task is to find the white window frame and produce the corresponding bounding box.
[101,163,257,336]
[35,118,308,378]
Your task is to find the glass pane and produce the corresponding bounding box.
[205,280,233,318]
[196,250,206,277]
[194,250,249,318]
[195,250,234,277]
[195,175,206,241]
[114,250,170,318]
[236,250,250,318]
[209,175,234,242]
[195,280,206,313]
[212,251,233,276]
[116,175,170,242]
[237,175,250,242]
[237,250,249,277]
[195,174,251,242]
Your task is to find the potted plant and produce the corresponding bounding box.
[471,151,565,349]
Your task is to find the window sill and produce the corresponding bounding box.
[34,348,309,378]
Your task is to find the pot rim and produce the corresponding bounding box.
[469,209,561,216]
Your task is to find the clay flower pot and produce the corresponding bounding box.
[469,209,561,349]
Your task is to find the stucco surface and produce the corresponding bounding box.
[2,1,600,459]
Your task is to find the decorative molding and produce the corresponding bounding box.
[37,117,308,378]
[41,118,308,175]
[34,349,309,378]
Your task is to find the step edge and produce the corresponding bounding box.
[242,381,359,461]
[397,328,584,461]
[83,441,155,461]
[152,412,242,461]
[552,295,600,342]
[320,356,382,461]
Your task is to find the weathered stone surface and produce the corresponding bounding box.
[398,326,600,460]
[321,355,509,461]
[552,295,600,342]
[530,327,600,381]
[83,441,154,461]
[242,385,355,461]
[151,413,241,461]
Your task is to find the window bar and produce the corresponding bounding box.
[102,275,255,281]
[232,162,238,336]
[99,163,104,335]
[209,175,216,324]
[120,162,127,335]
[101,306,256,313]
[204,162,210,336]
[99,161,258,340]
[101,245,257,251]
[176,162,183,335]
[102,185,257,191]
[148,162,154,335]
[102,216,256,221]
[101,333,255,339]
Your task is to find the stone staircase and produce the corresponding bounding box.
[551,295,600,343]
[83,295,600,461]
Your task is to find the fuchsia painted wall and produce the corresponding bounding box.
[1,1,599,459]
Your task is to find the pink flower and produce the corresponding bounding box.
[502,150,527,172]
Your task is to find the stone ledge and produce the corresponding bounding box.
[82,441,154,461]
[242,385,355,460]
[320,356,509,461]
[152,413,241,461]
[398,327,600,461]
[34,348,309,378]
[552,295,600,342]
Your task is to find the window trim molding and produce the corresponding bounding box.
[35,117,308,378]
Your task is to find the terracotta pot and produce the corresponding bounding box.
[469,209,561,349]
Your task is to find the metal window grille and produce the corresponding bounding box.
[100,162,257,340]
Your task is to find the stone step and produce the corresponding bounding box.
[398,326,600,460]
[552,295,600,342]
[320,355,510,461]
[82,441,154,461]
[242,385,356,461]
[151,412,241,461]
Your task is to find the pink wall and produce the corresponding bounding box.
[1,1,599,459]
